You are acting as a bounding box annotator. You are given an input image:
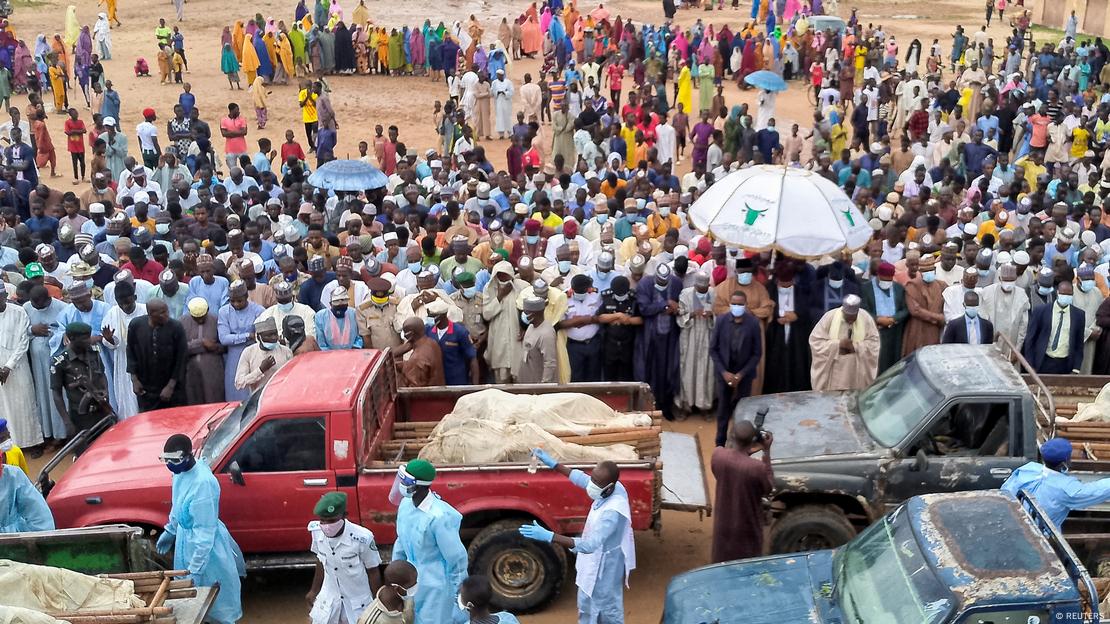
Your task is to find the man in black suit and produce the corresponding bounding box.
[943,291,994,345]
[1023,281,1086,374]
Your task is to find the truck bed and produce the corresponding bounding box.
[1027,373,1110,471]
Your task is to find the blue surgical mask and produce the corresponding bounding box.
[1038,286,1053,296]
[106,234,120,244]
[1081,279,1095,292]
[965,306,979,318]
[520,311,531,324]
[424,316,434,327]
[828,278,844,289]
[277,301,294,312]
[526,235,540,245]
[572,292,587,302]
[166,456,195,474]
[408,261,422,274]
[737,272,753,285]
[922,271,936,283]
[259,339,278,350]
[659,206,671,217]
[462,286,477,298]
[558,260,572,273]
[1057,294,1074,307]
[730,304,746,317]
[596,213,609,223]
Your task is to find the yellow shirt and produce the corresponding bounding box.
[620,124,637,164]
[530,212,563,230]
[5,445,29,476]
[1071,127,1090,159]
[1046,303,1072,359]
[298,89,318,124]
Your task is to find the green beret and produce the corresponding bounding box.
[313,491,347,519]
[455,271,476,286]
[66,322,93,337]
[406,459,436,483]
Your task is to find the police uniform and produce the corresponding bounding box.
[356,298,402,349]
[563,289,603,382]
[50,345,111,431]
[449,291,486,341]
[308,519,384,624]
[598,289,638,381]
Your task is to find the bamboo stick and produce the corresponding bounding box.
[165,589,197,599]
[561,429,661,446]
[105,571,189,580]
[55,616,144,623]
[49,608,173,618]
[132,580,193,591]
[149,576,172,608]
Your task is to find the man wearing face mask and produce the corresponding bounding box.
[708,291,762,447]
[481,262,526,384]
[1024,281,1086,374]
[587,251,623,292]
[356,277,402,350]
[449,272,486,351]
[315,290,362,351]
[1030,271,1057,310]
[520,453,634,624]
[306,492,383,624]
[675,271,716,416]
[1003,437,1110,529]
[559,274,603,383]
[357,560,418,624]
[980,263,1030,348]
[517,296,558,383]
[596,276,640,382]
[942,291,994,345]
[942,267,982,321]
[581,199,610,242]
[1072,265,1106,374]
[156,434,245,624]
[395,317,445,387]
[234,317,292,393]
[392,459,467,624]
[425,299,479,385]
[860,262,908,374]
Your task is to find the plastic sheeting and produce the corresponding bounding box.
[0,560,144,612]
[0,606,65,624]
[417,389,653,464]
[1069,383,1110,423]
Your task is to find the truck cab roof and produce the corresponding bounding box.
[913,344,1028,397]
[260,349,384,412]
[909,490,1079,608]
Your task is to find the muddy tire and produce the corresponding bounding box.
[467,519,567,613]
[769,505,857,554]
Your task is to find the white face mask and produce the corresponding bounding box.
[1000,281,1015,292]
[394,582,417,601]
[456,595,471,612]
[320,519,344,538]
[586,480,606,500]
[0,439,12,452]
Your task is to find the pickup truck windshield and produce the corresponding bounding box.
[199,389,262,464]
[834,509,953,624]
[857,359,941,447]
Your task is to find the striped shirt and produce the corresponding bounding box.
[550,79,567,107]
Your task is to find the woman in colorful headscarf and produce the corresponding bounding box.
[275,32,293,83]
[353,25,368,74]
[47,56,66,112]
[375,26,388,73]
[220,42,241,89]
[250,75,268,128]
[74,26,92,106]
[232,21,245,62]
[240,32,260,85]
[409,25,425,75]
[333,22,354,74]
[99,0,121,27]
[313,0,329,32]
[51,34,70,75]
[295,0,309,22]
[427,27,443,80]
[289,23,307,76]
[387,28,403,73]
[676,60,692,114]
[316,25,335,72]
[697,59,714,113]
[521,13,541,57]
[13,40,32,91]
[253,29,273,81]
[402,25,412,72]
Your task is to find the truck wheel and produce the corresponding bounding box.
[468,519,567,613]
[769,505,857,554]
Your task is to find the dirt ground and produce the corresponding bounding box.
[17,0,1020,619]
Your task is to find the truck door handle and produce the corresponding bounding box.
[303,478,329,487]
[990,468,1012,477]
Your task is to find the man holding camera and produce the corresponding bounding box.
[710,419,774,564]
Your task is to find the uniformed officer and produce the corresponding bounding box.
[449,271,486,346]
[306,491,384,624]
[50,322,111,435]
[426,299,479,385]
[558,274,603,382]
[598,276,640,382]
[358,277,402,349]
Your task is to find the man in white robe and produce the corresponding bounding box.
[675,271,716,414]
[0,288,40,449]
[491,70,515,139]
[101,281,147,419]
[808,295,881,392]
[979,263,1030,349]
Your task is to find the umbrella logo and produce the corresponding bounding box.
[841,209,856,227]
[743,203,768,226]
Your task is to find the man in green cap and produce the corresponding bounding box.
[307,491,383,624]
[50,322,110,434]
[392,459,468,624]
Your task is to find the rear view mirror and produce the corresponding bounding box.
[228,460,245,486]
[909,449,929,472]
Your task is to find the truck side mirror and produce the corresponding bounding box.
[228,460,245,486]
[910,449,929,472]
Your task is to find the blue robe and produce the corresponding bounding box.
[217,302,264,402]
[314,308,363,350]
[24,299,67,438]
[166,460,245,624]
[393,493,469,624]
[254,35,273,79]
[0,465,55,533]
[634,276,682,420]
[1002,461,1110,528]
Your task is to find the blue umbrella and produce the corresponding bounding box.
[744,70,788,92]
[307,159,389,192]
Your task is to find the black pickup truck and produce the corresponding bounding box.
[742,342,1110,568]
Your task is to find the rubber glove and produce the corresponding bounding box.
[156,530,175,555]
[532,448,558,469]
[518,520,554,543]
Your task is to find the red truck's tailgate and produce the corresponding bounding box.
[356,462,658,544]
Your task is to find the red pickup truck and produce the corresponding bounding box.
[42,350,710,611]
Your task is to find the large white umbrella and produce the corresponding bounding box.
[687,165,873,258]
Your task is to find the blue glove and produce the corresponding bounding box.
[532,448,558,469]
[156,531,175,555]
[518,521,554,543]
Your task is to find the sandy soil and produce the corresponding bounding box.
[18,0,1018,619]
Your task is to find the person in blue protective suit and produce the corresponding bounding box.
[1002,437,1110,528]
[519,451,635,624]
[0,452,55,533]
[457,575,521,624]
[156,434,246,624]
[392,459,469,624]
